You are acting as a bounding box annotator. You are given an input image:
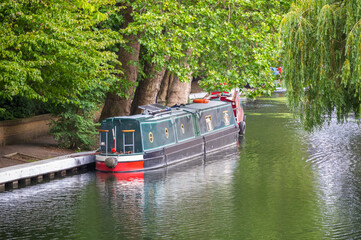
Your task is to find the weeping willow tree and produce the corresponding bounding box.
[280,0,361,130]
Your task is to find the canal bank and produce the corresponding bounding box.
[0,135,95,192]
[0,152,95,192]
[0,135,75,168]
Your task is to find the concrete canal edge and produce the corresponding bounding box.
[0,152,96,192]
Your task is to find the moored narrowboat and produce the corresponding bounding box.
[96,94,245,173]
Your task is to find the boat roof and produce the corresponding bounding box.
[181,100,227,111]
[102,100,229,123]
[111,114,150,120]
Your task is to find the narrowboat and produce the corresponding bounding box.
[95,92,245,173]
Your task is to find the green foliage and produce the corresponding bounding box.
[49,85,108,150]
[0,0,121,104]
[123,0,290,98]
[0,95,51,120]
[194,0,283,96]
[0,0,294,149]
[280,0,361,130]
[50,108,99,150]
[0,0,122,149]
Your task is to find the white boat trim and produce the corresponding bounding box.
[96,154,144,162]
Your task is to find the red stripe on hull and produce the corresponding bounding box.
[96,172,144,182]
[96,161,144,172]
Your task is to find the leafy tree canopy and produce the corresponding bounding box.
[0,0,292,149]
[280,0,361,130]
[0,0,121,107]
[1,0,290,108]
[0,0,123,149]
[119,0,290,98]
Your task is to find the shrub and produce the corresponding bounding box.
[49,107,99,151]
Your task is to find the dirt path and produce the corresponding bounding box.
[0,135,75,168]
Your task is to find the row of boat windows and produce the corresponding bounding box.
[147,111,231,143]
[148,123,185,143]
[205,111,231,131]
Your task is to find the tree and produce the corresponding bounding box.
[193,0,290,97]
[0,0,121,149]
[280,0,361,130]
[0,0,293,149]
[99,3,140,120]
[101,0,290,119]
[130,60,167,114]
[134,0,287,98]
[0,0,120,106]
[100,0,197,119]
[157,70,174,104]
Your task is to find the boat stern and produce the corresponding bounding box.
[95,154,145,172]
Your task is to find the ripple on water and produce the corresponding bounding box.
[0,174,95,240]
[305,120,361,239]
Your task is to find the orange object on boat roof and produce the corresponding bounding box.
[193,99,209,103]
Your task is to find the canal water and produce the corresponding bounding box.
[1,96,361,239]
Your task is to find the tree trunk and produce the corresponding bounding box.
[166,75,192,106]
[130,62,167,115]
[166,49,193,106]
[99,6,140,121]
[157,70,174,104]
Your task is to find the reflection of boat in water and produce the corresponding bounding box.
[96,144,240,199]
[96,93,245,173]
[95,145,240,239]
[96,144,240,184]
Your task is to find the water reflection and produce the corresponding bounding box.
[95,146,240,239]
[308,122,361,239]
[0,174,95,240]
[236,98,323,239]
[241,97,361,239]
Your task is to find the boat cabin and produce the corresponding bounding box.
[98,100,237,157]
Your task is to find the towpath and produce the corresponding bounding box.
[0,135,75,168]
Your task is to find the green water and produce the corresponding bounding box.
[1,96,361,239]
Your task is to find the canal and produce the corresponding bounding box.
[1,95,361,239]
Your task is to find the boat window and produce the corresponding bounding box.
[223,111,230,126]
[175,116,195,141]
[205,115,213,131]
[98,129,109,153]
[165,128,169,138]
[149,132,154,143]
